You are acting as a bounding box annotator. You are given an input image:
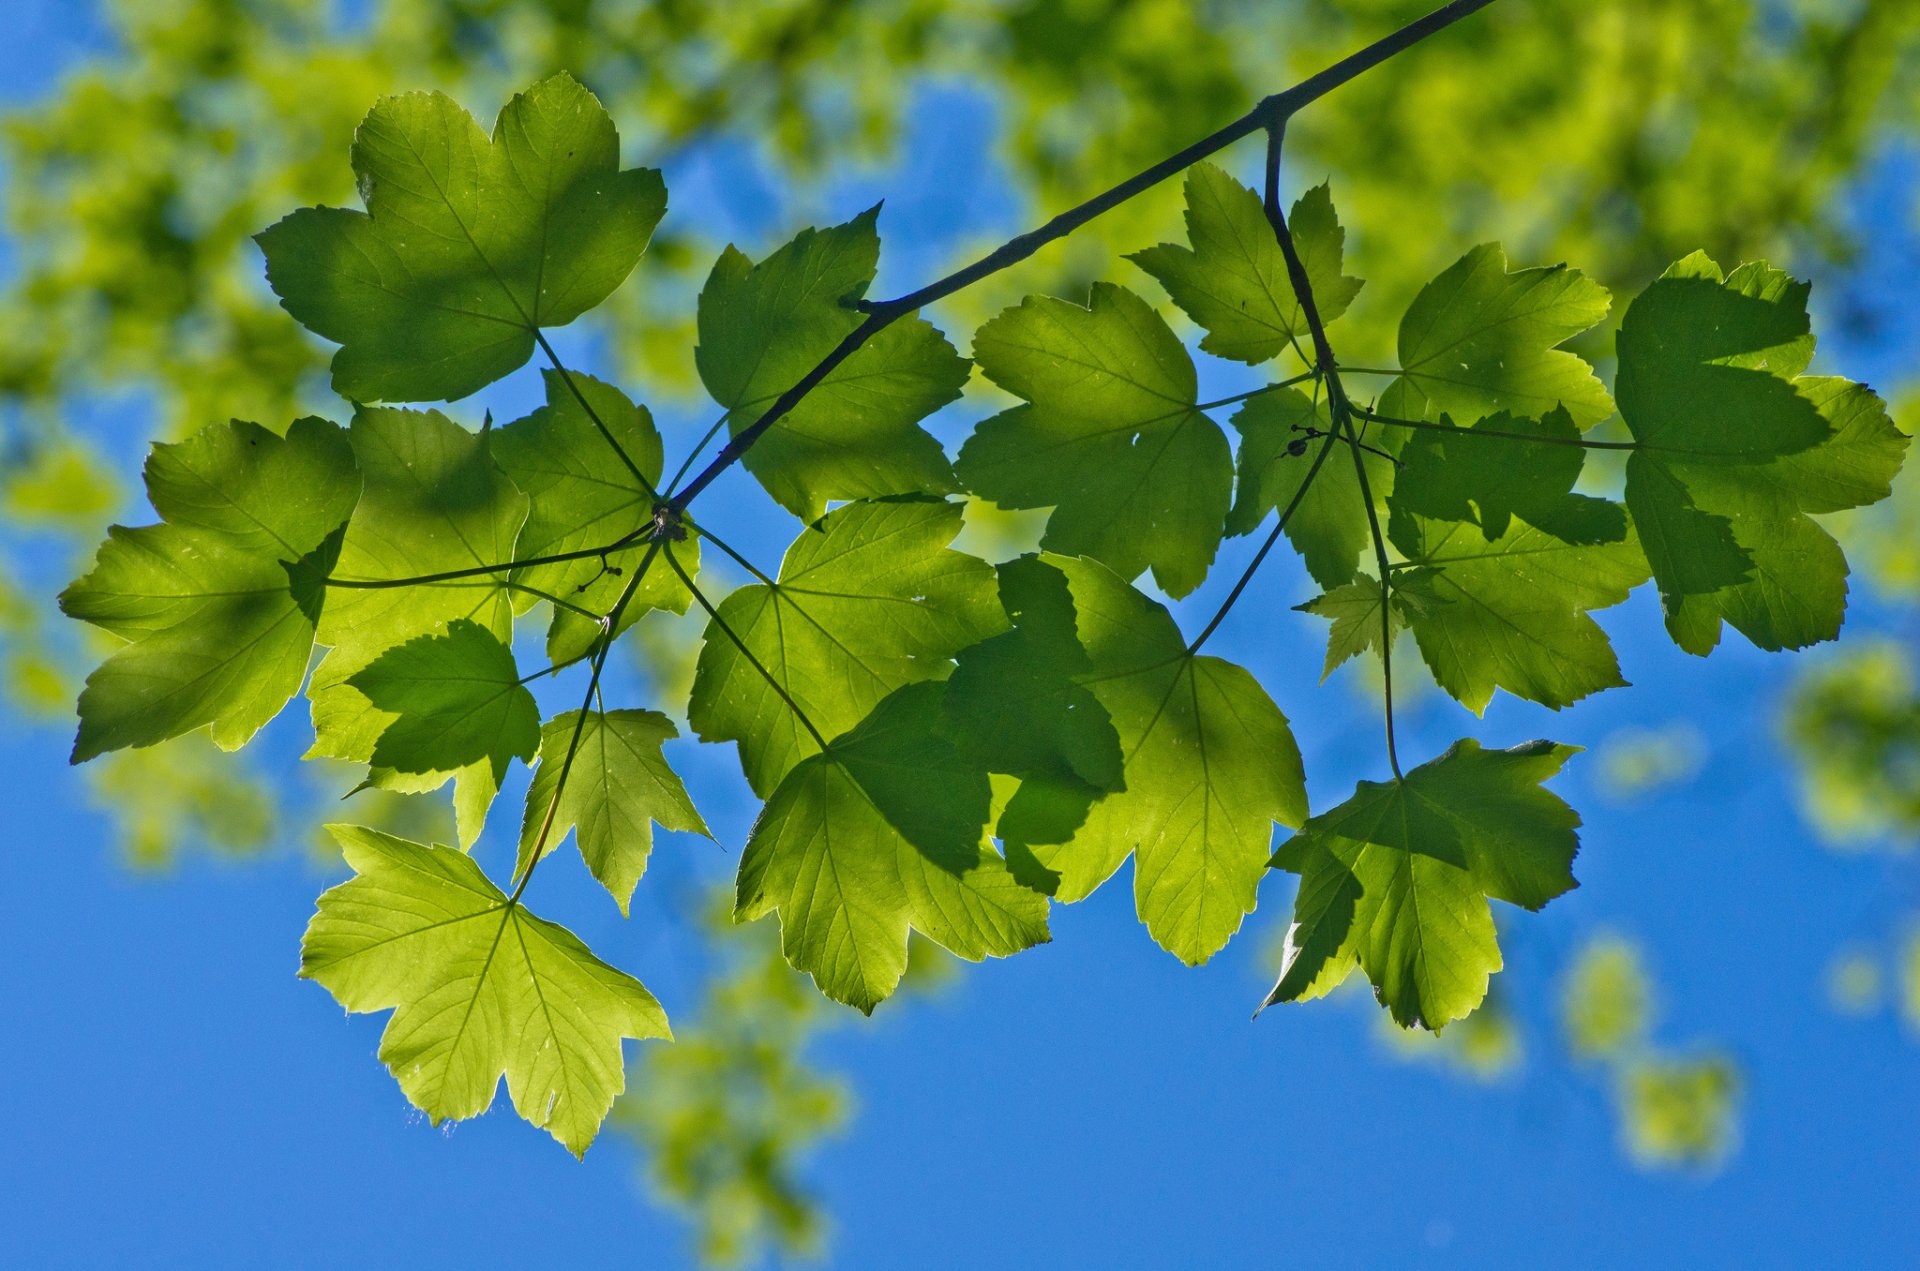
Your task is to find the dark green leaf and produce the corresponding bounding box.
[696,207,969,519]
[688,498,1003,796]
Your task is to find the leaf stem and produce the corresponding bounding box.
[664,0,1499,512]
[536,331,658,496]
[1358,406,1637,450]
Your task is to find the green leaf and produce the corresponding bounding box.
[688,498,1003,796]
[1618,253,1910,653]
[736,683,1050,1013]
[1381,244,1614,429]
[301,825,669,1156]
[1128,165,1361,365]
[518,709,710,915]
[958,283,1231,597]
[346,618,539,784]
[308,405,527,845]
[259,73,665,403]
[63,417,358,761]
[1265,738,1582,1029]
[696,207,969,520]
[1295,570,1435,681]
[490,369,695,663]
[1381,408,1649,713]
[1005,555,1307,964]
[943,555,1125,844]
[1225,386,1396,588]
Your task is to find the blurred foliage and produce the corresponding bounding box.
[615,897,953,1266]
[1592,723,1707,803]
[1783,639,1920,848]
[1561,933,1740,1172]
[5,0,1918,1258]
[1618,1054,1741,1171]
[1374,982,1522,1081]
[1562,934,1651,1062]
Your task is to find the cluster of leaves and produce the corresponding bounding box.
[57,24,1908,1160]
[1562,934,1741,1170]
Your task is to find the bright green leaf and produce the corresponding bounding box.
[309,405,527,845]
[63,417,358,761]
[519,709,710,914]
[259,73,665,403]
[688,498,1003,796]
[1128,165,1361,365]
[736,683,1050,1013]
[301,825,669,1156]
[696,207,969,520]
[490,369,695,663]
[1265,738,1582,1029]
[1381,244,1613,428]
[1006,555,1307,964]
[959,282,1231,597]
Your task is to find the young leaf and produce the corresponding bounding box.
[1226,386,1395,588]
[1617,253,1910,654]
[958,283,1232,597]
[1129,164,1361,364]
[735,683,1050,1013]
[308,406,527,844]
[1382,409,1649,713]
[346,618,540,783]
[1005,555,1308,964]
[696,207,969,520]
[258,73,665,403]
[518,709,710,915]
[1295,570,1436,681]
[1380,244,1613,428]
[688,498,1003,796]
[301,825,670,1157]
[62,417,358,761]
[1264,739,1582,1030]
[490,369,695,663]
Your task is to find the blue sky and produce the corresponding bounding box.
[3,4,1917,1267]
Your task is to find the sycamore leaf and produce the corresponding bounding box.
[1264,739,1582,1029]
[1128,165,1361,364]
[1380,244,1613,428]
[736,683,1050,1013]
[1295,570,1441,681]
[518,709,709,915]
[259,73,665,403]
[943,554,1125,845]
[346,618,539,785]
[1225,386,1395,588]
[696,207,969,520]
[309,405,527,846]
[1005,555,1307,964]
[1383,408,1648,713]
[62,417,358,761]
[958,283,1231,597]
[490,369,695,663]
[1617,253,1910,654]
[688,498,1003,796]
[301,825,669,1157]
